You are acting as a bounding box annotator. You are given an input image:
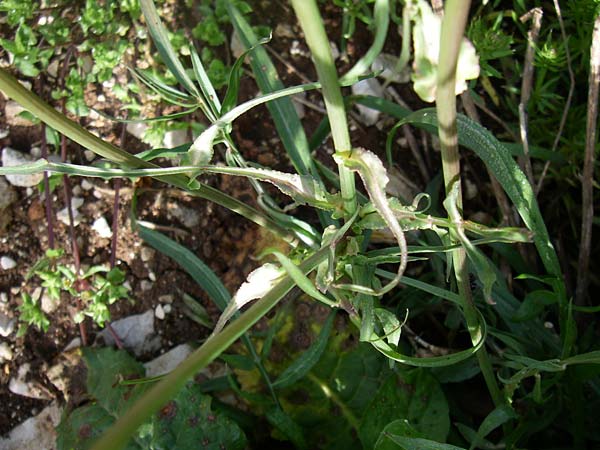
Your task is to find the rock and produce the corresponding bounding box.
[40,293,59,314]
[140,246,155,262]
[4,101,36,127]
[144,343,193,377]
[91,216,113,238]
[163,129,188,148]
[84,150,95,162]
[80,179,94,190]
[351,78,384,126]
[0,402,62,450]
[1,255,17,270]
[155,304,165,320]
[163,304,172,314]
[0,176,17,231]
[96,310,160,356]
[0,128,8,139]
[56,197,84,226]
[0,341,13,362]
[140,280,153,291]
[158,294,173,304]
[167,201,200,228]
[274,23,295,39]
[291,92,306,119]
[1,148,43,187]
[372,53,411,84]
[9,363,53,400]
[0,314,16,338]
[30,146,41,158]
[126,122,149,141]
[46,348,82,400]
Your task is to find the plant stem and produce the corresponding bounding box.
[90,247,328,450]
[0,68,295,244]
[290,0,357,218]
[436,0,503,408]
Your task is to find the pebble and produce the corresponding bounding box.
[81,179,94,190]
[4,101,36,127]
[163,304,172,314]
[167,201,200,228]
[126,122,149,141]
[84,150,95,162]
[56,197,84,226]
[91,216,113,238]
[40,293,59,314]
[140,280,153,291]
[0,341,13,362]
[0,128,8,139]
[0,313,16,337]
[158,294,173,304]
[163,129,188,148]
[71,185,82,196]
[155,304,165,320]
[351,78,384,126]
[0,292,8,303]
[9,364,53,400]
[148,271,156,282]
[1,148,44,187]
[1,255,17,270]
[96,309,160,356]
[140,246,155,262]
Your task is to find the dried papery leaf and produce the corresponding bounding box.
[337,147,408,295]
[411,0,480,102]
[212,263,283,335]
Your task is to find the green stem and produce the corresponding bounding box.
[0,68,294,244]
[436,0,504,408]
[290,0,357,217]
[91,247,329,450]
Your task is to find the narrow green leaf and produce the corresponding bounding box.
[190,47,221,119]
[138,225,229,310]
[469,405,517,450]
[400,109,561,279]
[265,407,308,450]
[273,311,336,389]
[139,0,200,98]
[227,4,321,182]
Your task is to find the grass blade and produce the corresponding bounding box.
[140,0,201,98]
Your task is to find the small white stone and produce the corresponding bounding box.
[97,94,106,103]
[163,304,172,314]
[2,148,43,187]
[30,146,42,158]
[92,216,113,239]
[0,255,17,270]
[0,292,8,303]
[0,128,8,139]
[84,150,95,162]
[41,294,59,314]
[148,271,156,281]
[81,179,94,190]
[71,185,82,196]
[140,247,155,262]
[162,129,188,149]
[0,312,16,337]
[126,122,149,141]
[141,280,153,291]
[158,295,173,304]
[351,79,384,126]
[155,304,165,320]
[4,101,35,127]
[0,341,13,362]
[57,197,84,226]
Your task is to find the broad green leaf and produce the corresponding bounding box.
[512,289,558,322]
[140,0,200,98]
[57,404,143,450]
[83,347,148,418]
[374,420,422,450]
[358,369,450,449]
[273,311,336,389]
[374,308,403,349]
[399,109,561,279]
[150,382,247,450]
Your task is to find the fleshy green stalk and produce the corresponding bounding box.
[436,0,504,408]
[290,0,357,217]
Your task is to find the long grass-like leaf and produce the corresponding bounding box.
[400,109,561,279]
[140,0,200,98]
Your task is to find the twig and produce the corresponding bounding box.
[518,8,543,187]
[575,14,600,306]
[535,0,575,196]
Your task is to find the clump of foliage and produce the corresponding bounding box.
[18,248,130,336]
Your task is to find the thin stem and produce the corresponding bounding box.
[90,247,328,450]
[289,0,357,217]
[436,0,503,408]
[576,14,600,306]
[40,123,55,249]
